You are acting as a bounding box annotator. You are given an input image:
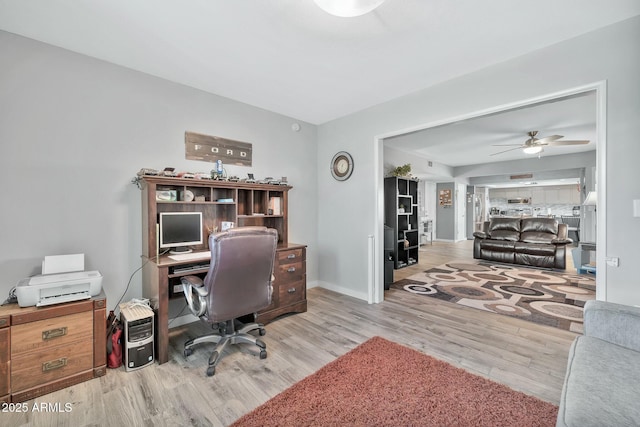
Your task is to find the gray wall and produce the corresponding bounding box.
[0,31,319,310]
[316,16,640,305]
[2,16,639,308]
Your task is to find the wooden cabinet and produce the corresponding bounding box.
[492,185,580,205]
[138,176,306,364]
[256,245,307,324]
[384,177,419,269]
[530,187,545,204]
[0,294,106,403]
[489,188,508,200]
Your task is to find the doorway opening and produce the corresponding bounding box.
[374,81,607,304]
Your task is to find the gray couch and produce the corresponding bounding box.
[557,300,640,426]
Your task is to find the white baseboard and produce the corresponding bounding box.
[313,281,369,302]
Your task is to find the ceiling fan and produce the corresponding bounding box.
[490,131,590,156]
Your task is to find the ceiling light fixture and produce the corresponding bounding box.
[314,0,385,17]
[523,146,543,154]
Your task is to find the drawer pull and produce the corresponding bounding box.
[287,254,296,259]
[0,318,6,327]
[287,267,296,273]
[42,327,67,341]
[287,287,297,293]
[42,357,68,372]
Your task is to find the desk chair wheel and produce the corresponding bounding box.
[259,328,266,336]
[184,348,193,357]
[206,366,215,377]
[255,338,267,359]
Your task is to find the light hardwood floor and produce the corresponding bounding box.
[6,240,578,427]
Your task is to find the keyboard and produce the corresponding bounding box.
[168,251,211,261]
[173,263,210,274]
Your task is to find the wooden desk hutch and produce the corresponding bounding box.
[138,176,306,364]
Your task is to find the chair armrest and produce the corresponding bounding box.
[473,231,488,239]
[181,275,207,295]
[584,300,640,352]
[181,275,208,317]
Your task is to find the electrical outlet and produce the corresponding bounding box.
[605,257,619,267]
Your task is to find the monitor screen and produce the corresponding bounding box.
[159,212,203,253]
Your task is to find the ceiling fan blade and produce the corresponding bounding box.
[491,143,524,147]
[548,140,590,146]
[536,135,563,144]
[490,146,524,156]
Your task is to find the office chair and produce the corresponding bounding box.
[180,226,278,376]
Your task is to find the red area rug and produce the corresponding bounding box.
[231,336,558,426]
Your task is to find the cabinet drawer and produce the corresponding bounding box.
[275,261,304,284]
[278,280,305,307]
[11,311,93,357]
[11,338,93,392]
[277,249,304,265]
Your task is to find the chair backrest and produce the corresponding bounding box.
[203,226,278,322]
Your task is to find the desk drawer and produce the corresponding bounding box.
[279,280,305,307]
[11,311,93,357]
[11,338,93,392]
[277,248,304,265]
[275,261,304,284]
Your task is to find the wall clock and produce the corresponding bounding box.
[331,151,354,181]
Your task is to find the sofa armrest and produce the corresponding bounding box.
[551,238,573,245]
[473,231,488,239]
[557,223,569,239]
[584,300,640,352]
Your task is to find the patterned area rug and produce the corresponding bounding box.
[392,261,596,333]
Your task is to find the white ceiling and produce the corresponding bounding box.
[384,91,597,167]
[1,0,639,125]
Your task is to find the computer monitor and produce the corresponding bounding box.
[159,212,203,254]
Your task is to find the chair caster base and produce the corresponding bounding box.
[206,366,215,376]
[259,328,266,336]
[184,348,193,357]
[260,349,267,359]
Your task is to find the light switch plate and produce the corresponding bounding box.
[605,257,619,267]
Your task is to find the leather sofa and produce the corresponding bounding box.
[473,217,572,269]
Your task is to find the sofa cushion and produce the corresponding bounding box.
[487,218,521,241]
[521,218,558,234]
[557,336,640,427]
[488,230,520,241]
[520,231,555,244]
[514,242,556,256]
[489,217,521,232]
[481,240,516,251]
